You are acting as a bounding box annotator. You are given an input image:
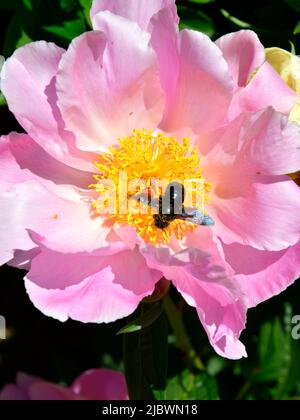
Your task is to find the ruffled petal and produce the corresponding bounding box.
[28,383,75,400]
[0,42,92,170]
[0,385,29,400]
[56,14,164,152]
[142,231,247,360]
[25,247,161,323]
[229,62,297,119]
[0,133,93,191]
[200,109,300,251]
[210,176,300,251]
[222,240,300,308]
[0,180,109,264]
[216,30,265,88]
[91,0,178,32]
[72,369,128,400]
[151,9,233,134]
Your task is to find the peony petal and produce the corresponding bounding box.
[0,133,93,191]
[216,30,265,88]
[16,372,40,392]
[0,42,92,171]
[232,109,300,176]
[202,108,300,177]
[210,176,300,251]
[25,247,161,323]
[72,369,128,400]
[200,109,300,251]
[143,233,247,360]
[228,62,297,119]
[0,180,109,264]
[151,9,233,135]
[216,31,297,117]
[196,294,247,360]
[28,382,75,400]
[0,384,29,400]
[222,240,300,308]
[7,248,45,271]
[56,15,164,152]
[91,0,178,32]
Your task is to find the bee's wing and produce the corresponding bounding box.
[132,193,160,209]
[180,208,215,226]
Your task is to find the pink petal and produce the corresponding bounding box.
[143,232,247,360]
[216,30,296,117]
[72,369,128,400]
[56,15,164,152]
[25,248,160,323]
[151,9,233,135]
[211,176,300,251]
[229,62,297,119]
[0,42,92,171]
[0,133,93,191]
[91,0,178,32]
[233,109,300,176]
[196,293,247,360]
[7,249,42,270]
[202,108,300,178]
[0,180,109,264]
[16,372,40,392]
[222,240,300,308]
[0,384,29,400]
[216,30,265,88]
[28,382,75,400]
[200,109,300,251]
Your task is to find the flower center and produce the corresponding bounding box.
[90,129,211,245]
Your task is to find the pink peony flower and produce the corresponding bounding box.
[0,0,300,359]
[0,369,128,400]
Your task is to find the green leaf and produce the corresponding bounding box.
[206,356,227,377]
[256,318,287,383]
[79,0,92,27]
[0,94,7,107]
[117,302,164,335]
[60,0,76,12]
[165,370,219,400]
[178,5,215,37]
[123,304,168,400]
[294,20,300,34]
[153,389,166,401]
[220,8,252,29]
[3,9,33,56]
[78,0,92,9]
[16,29,32,49]
[43,17,86,41]
[254,305,300,399]
[22,0,34,10]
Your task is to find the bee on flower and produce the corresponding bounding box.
[0,0,300,360]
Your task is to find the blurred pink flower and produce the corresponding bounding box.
[0,369,128,400]
[0,0,300,359]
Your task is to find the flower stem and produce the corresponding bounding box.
[163,295,205,371]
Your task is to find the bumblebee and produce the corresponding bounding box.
[133,182,215,230]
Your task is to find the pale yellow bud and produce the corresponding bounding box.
[266,47,300,124]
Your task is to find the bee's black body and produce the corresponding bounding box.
[132,181,215,230]
[153,183,184,230]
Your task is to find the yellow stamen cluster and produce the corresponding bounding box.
[90,129,211,245]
